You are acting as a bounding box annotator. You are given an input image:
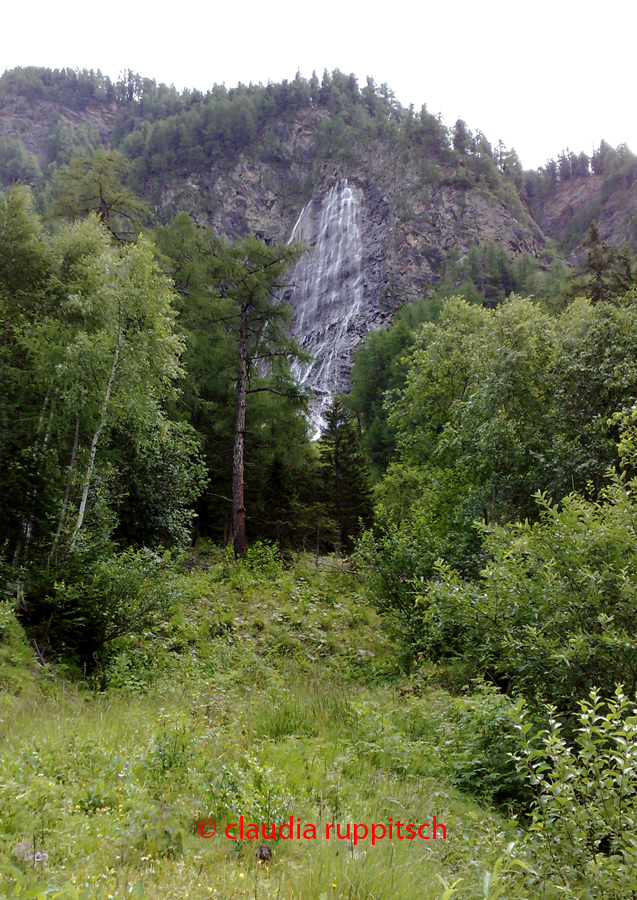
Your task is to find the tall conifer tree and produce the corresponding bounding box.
[318,399,373,552]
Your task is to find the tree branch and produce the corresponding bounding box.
[246,387,304,398]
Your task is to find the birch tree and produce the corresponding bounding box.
[20,216,185,563]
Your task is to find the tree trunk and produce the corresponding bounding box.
[14,389,56,567]
[232,303,248,558]
[49,414,81,563]
[70,332,121,552]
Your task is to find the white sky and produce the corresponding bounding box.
[3,0,636,170]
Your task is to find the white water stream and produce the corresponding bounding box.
[287,179,365,434]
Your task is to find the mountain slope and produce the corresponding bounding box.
[2,66,635,411]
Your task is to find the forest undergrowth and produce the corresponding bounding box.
[0,548,533,900]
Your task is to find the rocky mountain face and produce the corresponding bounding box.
[532,172,637,263]
[0,97,120,160]
[149,111,546,416]
[5,87,634,421]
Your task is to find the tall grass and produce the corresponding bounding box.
[0,556,524,900]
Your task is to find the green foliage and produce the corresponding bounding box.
[345,298,440,474]
[568,220,636,302]
[431,240,568,308]
[0,203,205,577]
[0,598,36,692]
[360,462,483,637]
[0,138,41,188]
[412,478,637,713]
[0,66,119,109]
[364,293,637,628]
[156,213,318,551]
[443,683,530,810]
[34,548,178,666]
[43,117,102,169]
[0,554,518,900]
[554,293,637,490]
[203,755,293,825]
[514,687,637,898]
[242,541,284,580]
[52,149,149,240]
[317,400,374,551]
[111,418,207,548]
[363,297,560,599]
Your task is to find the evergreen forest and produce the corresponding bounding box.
[2,66,637,900]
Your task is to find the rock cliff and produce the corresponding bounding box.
[532,173,637,263]
[0,91,574,420]
[150,113,546,416]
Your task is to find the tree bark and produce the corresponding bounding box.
[14,389,56,566]
[49,414,81,563]
[70,331,121,552]
[232,303,248,558]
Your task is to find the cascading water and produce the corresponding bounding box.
[286,179,366,435]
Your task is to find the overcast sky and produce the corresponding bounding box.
[4,0,635,170]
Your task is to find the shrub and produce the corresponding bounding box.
[243,541,284,580]
[32,548,178,668]
[411,477,637,715]
[445,682,530,810]
[514,687,637,898]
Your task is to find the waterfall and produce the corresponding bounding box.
[286,179,366,435]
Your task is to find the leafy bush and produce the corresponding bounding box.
[31,548,178,668]
[514,687,637,898]
[444,682,530,810]
[359,462,484,635]
[411,477,637,715]
[243,541,284,580]
[203,756,293,827]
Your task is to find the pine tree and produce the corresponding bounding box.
[318,399,374,552]
[52,149,148,241]
[571,221,635,303]
[156,215,307,556]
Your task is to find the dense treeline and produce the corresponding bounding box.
[525,139,637,201]
[0,65,530,220]
[0,179,373,668]
[349,262,637,717]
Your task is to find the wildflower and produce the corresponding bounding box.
[13,841,33,860]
